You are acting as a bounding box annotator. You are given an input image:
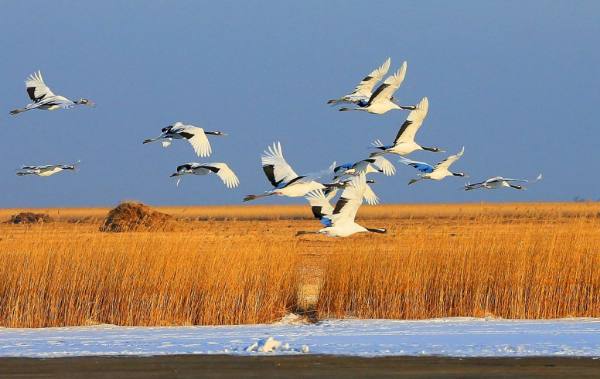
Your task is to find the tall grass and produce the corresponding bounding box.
[0,234,298,327]
[0,203,598,327]
[317,221,600,319]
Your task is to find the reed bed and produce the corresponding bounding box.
[0,232,299,328]
[317,220,600,319]
[0,202,598,327]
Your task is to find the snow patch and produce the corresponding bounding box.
[245,337,282,353]
[245,336,310,353]
[0,318,598,358]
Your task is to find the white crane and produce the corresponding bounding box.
[399,147,466,185]
[299,174,386,237]
[372,97,444,156]
[143,122,226,157]
[327,57,391,106]
[339,62,415,114]
[16,162,79,177]
[243,142,327,202]
[170,162,240,188]
[10,71,94,115]
[465,174,542,191]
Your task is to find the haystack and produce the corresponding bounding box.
[8,212,53,224]
[100,202,174,232]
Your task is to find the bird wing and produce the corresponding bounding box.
[201,163,240,189]
[365,154,396,176]
[484,176,505,183]
[399,157,434,173]
[363,183,379,205]
[261,141,299,187]
[434,147,465,171]
[305,189,334,226]
[394,97,429,144]
[464,182,486,190]
[351,57,391,97]
[178,125,212,157]
[367,61,407,104]
[25,71,56,102]
[38,165,61,173]
[22,164,58,170]
[501,173,543,183]
[498,178,527,183]
[333,162,354,178]
[331,174,366,225]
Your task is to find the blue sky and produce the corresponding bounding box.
[1,1,598,207]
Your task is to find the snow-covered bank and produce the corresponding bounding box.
[1,318,599,358]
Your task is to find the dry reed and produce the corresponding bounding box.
[317,220,600,319]
[0,233,298,327]
[0,202,598,327]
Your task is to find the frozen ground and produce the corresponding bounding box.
[1,318,599,358]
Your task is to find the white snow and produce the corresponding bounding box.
[0,318,599,358]
[245,337,282,352]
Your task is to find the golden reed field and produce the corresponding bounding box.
[0,202,599,328]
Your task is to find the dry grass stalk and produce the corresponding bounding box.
[316,221,600,319]
[0,235,299,327]
[0,202,598,327]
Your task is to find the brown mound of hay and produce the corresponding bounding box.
[9,212,53,224]
[100,202,174,232]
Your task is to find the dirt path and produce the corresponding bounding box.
[1,355,599,379]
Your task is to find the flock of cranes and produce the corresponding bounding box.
[9,60,541,237]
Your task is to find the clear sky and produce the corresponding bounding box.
[1,1,598,207]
